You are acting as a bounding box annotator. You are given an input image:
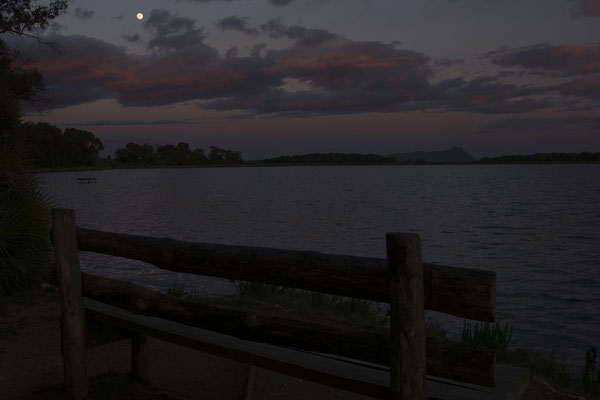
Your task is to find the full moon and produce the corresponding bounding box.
[136,13,143,20]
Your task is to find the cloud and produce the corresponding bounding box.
[73,8,95,21]
[122,33,142,43]
[55,119,197,127]
[480,116,600,132]
[216,16,258,35]
[270,0,295,6]
[18,31,557,115]
[261,19,336,46]
[575,0,600,16]
[143,9,207,51]
[489,43,600,76]
[433,58,464,67]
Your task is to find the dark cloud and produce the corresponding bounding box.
[480,116,600,132]
[55,119,196,127]
[216,16,258,35]
[575,0,600,17]
[122,33,142,43]
[433,58,464,67]
[270,0,295,6]
[74,8,95,21]
[225,46,238,58]
[17,32,558,115]
[559,75,600,100]
[489,43,600,76]
[261,19,336,46]
[143,9,207,51]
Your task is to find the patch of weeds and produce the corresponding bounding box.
[583,347,600,398]
[425,318,447,340]
[460,320,513,360]
[231,281,388,328]
[506,347,573,391]
[460,320,578,394]
[166,283,206,302]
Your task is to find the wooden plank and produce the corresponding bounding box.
[86,317,131,348]
[52,209,88,400]
[386,233,426,399]
[84,299,527,399]
[76,227,495,321]
[81,274,495,386]
[132,333,149,382]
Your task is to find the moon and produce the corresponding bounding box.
[136,13,144,20]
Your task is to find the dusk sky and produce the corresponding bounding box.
[10,0,600,159]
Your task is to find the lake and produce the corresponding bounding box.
[39,165,600,369]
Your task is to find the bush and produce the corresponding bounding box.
[0,86,53,294]
[583,347,600,397]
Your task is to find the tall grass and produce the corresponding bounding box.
[0,87,53,294]
[459,321,600,398]
[583,347,600,398]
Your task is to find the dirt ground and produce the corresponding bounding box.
[0,286,588,400]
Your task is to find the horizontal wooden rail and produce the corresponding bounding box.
[82,273,496,387]
[77,227,495,321]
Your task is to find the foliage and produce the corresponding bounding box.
[114,142,242,166]
[477,152,600,163]
[262,152,397,164]
[0,0,68,37]
[19,122,104,167]
[0,134,53,294]
[583,347,600,397]
[231,281,388,327]
[460,320,513,360]
[505,347,573,390]
[1,1,67,105]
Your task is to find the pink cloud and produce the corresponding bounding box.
[491,44,600,76]
[578,0,600,16]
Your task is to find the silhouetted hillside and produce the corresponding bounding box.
[388,147,474,163]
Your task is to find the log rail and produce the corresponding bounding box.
[51,208,499,400]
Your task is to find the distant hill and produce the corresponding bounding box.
[262,153,397,164]
[388,147,474,163]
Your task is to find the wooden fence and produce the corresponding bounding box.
[51,208,497,399]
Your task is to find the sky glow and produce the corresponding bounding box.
[10,0,600,159]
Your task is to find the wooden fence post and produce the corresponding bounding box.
[132,333,149,382]
[52,208,88,400]
[386,233,426,399]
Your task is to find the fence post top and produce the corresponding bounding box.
[385,232,421,240]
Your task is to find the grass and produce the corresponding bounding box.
[168,281,599,398]
[460,320,600,399]
[0,141,54,295]
[584,347,600,398]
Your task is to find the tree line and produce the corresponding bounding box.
[477,152,600,163]
[114,142,243,166]
[20,122,104,168]
[262,153,397,164]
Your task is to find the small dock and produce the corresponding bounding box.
[76,177,97,184]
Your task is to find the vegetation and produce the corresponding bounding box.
[460,320,600,398]
[114,143,243,166]
[262,152,397,164]
[0,0,68,293]
[477,152,600,163]
[0,139,54,294]
[20,122,104,167]
[584,347,600,397]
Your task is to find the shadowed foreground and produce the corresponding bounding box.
[0,286,583,400]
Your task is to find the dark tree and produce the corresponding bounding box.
[0,0,68,37]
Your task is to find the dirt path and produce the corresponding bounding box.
[0,286,587,399]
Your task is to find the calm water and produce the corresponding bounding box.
[39,165,600,368]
